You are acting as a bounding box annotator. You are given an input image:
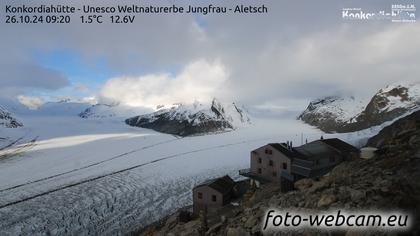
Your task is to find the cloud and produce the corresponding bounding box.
[0,41,70,100]
[1,0,419,108]
[0,63,69,89]
[73,84,90,93]
[90,22,420,108]
[99,60,228,108]
[80,96,98,104]
[17,95,44,109]
[217,22,420,104]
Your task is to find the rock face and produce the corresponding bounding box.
[125,99,250,137]
[299,83,420,133]
[139,112,420,235]
[0,106,23,128]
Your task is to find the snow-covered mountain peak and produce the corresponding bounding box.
[125,99,251,136]
[372,83,420,112]
[299,95,366,124]
[299,83,420,133]
[0,105,23,128]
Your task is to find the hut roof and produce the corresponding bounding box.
[320,138,360,153]
[194,175,235,195]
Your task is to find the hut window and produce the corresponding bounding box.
[282,163,287,170]
[269,160,274,166]
[258,158,262,164]
[265,149,273,155]
[258,168,262,174]
[212,195,217,202]
[197,192,203,199]
[272,171,277,177]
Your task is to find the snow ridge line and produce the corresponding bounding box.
[0,136,280,210]
[0,137,182,193]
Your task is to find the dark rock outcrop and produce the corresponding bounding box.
[126,112,233,137]
[367,109,420,149]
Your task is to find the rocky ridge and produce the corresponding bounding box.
[78,103,152,119]
[125,99,251,137]
[299,83,420,133]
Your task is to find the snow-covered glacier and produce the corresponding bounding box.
[0,108,372,235]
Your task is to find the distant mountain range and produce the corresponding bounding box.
[0,97,251,137]
[125,99,251,136]
[299,83,420,133]
[3,83,419,136]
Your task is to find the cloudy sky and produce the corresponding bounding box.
[1,0,419,110]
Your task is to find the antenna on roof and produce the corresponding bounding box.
[301,133,303,145]
[305,138,308,144]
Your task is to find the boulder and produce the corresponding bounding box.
[226,227,249,236]
[294,178,313,190]
[317,194,337,207]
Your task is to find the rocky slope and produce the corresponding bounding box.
[79,104,114,118]
[140,111,420,235]
[0,105,23,128]
[367,109,420,149]
[299,83,420,133]
[79,104,151,119]
[125,99,250,137]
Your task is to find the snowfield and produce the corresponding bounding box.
[0,112,377,235]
